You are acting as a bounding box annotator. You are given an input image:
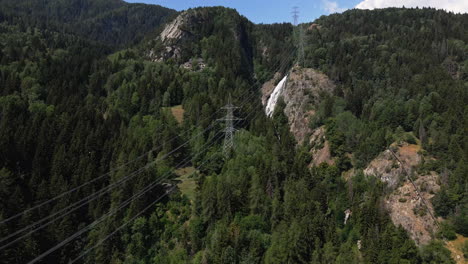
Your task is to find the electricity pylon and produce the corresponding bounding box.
[218,94,241,157]
[292,6,299,26]
[292,6,305,67]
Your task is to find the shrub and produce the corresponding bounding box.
[436,222,457,240]
[462,241,468,258]
[420,241,455,264]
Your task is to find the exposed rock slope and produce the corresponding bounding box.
[364,143,422,189]
[308,126,335,167]
[386,171,440,245]
[148,11,196,61]
[261,66,335,144]
[147,7,254,70]
[365,142,441,245]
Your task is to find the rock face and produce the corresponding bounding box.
[148,11,201,62]
[261,66,335,144]
[364,143,421,189]
[365,142,441,245]
[181,58,206,71]
[160,13,187,42]
[385,172,440,245]
[308,126,335,166]
[260,66,441,246]
[147,7,252,67]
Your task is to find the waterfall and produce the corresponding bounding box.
[265,75,288,117]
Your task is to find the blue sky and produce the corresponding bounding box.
[124,0,362,24]
[124,0,468,24]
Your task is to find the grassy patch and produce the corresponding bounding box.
[445,234,468,264]
[170,105,184,124]
[175,167,197,202]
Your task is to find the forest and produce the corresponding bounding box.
[0,0,467,263]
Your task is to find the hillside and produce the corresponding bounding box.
[0,0,177,48]
[302,7,467,242]
[0,2,467,264]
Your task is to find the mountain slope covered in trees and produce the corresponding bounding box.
[0,1,466,263]
[303,8,467,240]
[0,0,177,48]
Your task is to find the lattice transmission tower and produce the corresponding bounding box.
[292,6,299,26]
[218,95,241,157]
[292,6,305,67]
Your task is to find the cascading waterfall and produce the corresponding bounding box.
[265,75,288,117]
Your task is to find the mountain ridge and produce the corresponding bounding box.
[0,2,466,263]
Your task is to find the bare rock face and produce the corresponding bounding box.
[148,11,201,62]
[385,172,440,245]
[284,67,335,144]
[308,126,335,166]
[181,58,206,71]
[365,142,441,245]
[364,143,421,189]
[160,14,187,42]
[307,23,322,31]
[261,66,335,145]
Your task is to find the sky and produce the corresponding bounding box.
[124,0,468,24]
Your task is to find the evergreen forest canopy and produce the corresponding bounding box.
[0,0,466,263]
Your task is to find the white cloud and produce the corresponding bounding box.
[355,0,468,13]
[322,0,347,14]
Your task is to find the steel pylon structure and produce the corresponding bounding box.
[292,6,305,67]
[218,94,240,157]
[292,6,299,26]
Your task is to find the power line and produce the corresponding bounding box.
[292,7,305,67]
[237,48,297,127]
[2,46,297,250]
[298,24,305,67]
[25,132,224,264]
[69,145,221,263]
[16,46,297,263]
[3,43,297,264]
[69,48,298,260]
[218,94,241,157]
[0,123,219,250]
[218,47,297,155]
[388,148,440,227]
[1,46,297,253]
[68,186,177,263]
[237,47,296,113]
[0,46,295,226]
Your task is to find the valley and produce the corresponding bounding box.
[0,1,466,263]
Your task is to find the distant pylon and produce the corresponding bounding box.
[292,6,305,67]
[218,94,241,157]
[292,6,299,26]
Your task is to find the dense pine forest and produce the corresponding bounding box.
[0,0,467,263]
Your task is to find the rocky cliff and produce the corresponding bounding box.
[262,66,443,245]
[364,143,422,189]
[308,126,335,167]
[365,142,441,245]
[261,66,335,145]
[146,7,254,73]
[148,11,197,62]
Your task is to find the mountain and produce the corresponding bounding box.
[0,0,177,48]
[0,1,467,263]
[260,7,467,261]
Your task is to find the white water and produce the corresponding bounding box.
[265,75,288,117]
